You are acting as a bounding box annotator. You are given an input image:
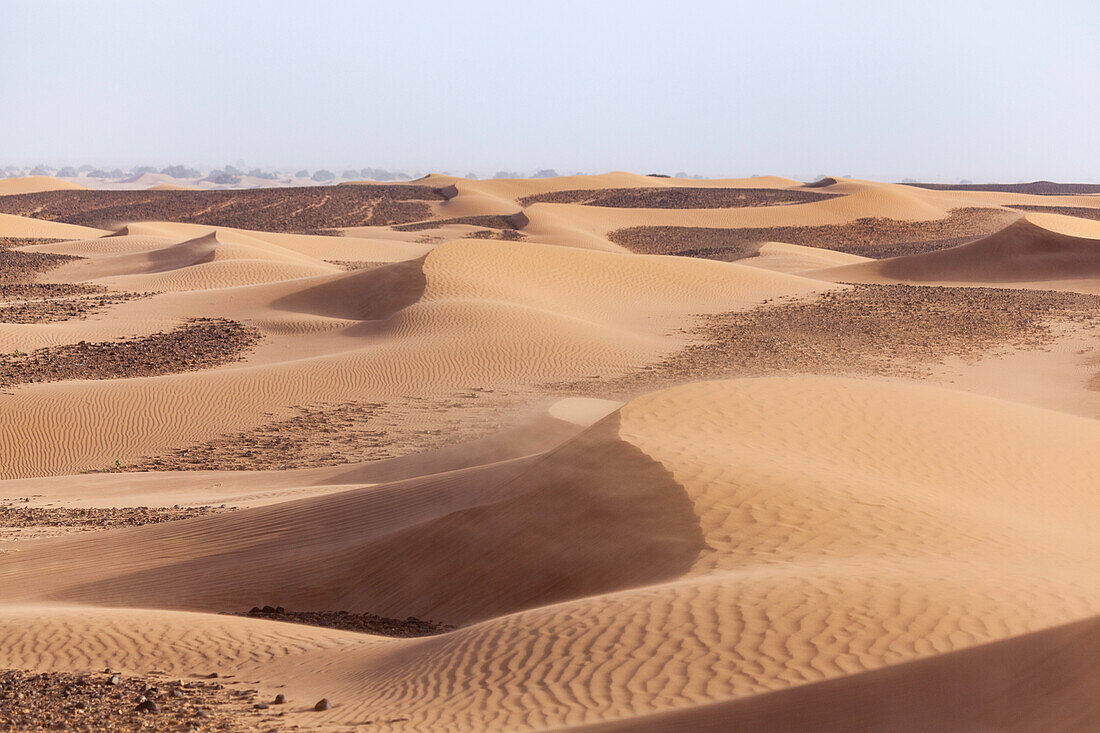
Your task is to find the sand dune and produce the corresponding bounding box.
[818,213,1100,291]
[0,175,86,196]
[579,615,1100,732]
[0,212,108,239]
[2,174,1098,730]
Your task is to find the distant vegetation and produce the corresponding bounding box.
[161,165,200,179]
[2,163,415,183]
[207,171,241,185]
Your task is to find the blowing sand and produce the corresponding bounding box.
[0,173,1098,731]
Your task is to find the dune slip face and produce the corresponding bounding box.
[0,174,1099,731]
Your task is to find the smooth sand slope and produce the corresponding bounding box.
[0,212,108,239]
[0,175,86,196]
[579,614,1100,732]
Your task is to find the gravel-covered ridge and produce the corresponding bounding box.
[0,318,261,389]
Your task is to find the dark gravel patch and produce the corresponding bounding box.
[0,668,268,731]
[392,213,526,232]
[464,228,525,241]
[910,181,1100,195]
[0,239,150,323]
[0,318,261,389]
[0,500,236,542]
[1008,205,1100,222]
[0,185,446,232]
[0,248,80,282]
[324,260,391,271]
[233,606,453,637]
[113,391,515,472]
[554,284,1100,396]
[0,239,71,256]
[607,208,1017,259]
[516,187,839,208]
[0,284,147,324]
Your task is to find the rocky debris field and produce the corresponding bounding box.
[558,284,1100,395]
[0,283,146,324]
[0,668,272,732]
[912,181,1100,195]
[0,237,148,323]
[392,214,525,232]
[234,606,454,637]
[1009,204,1100,222]
[608,207,1018,259]
[0,500,237,543]
[0,184,446,232]
[517,186,839,208]
[113,390,518,472]
[0,318,261,390]
[0,248,79,282]
[463,228,525,240]
[324,259,390,271]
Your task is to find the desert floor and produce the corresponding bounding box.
[0,173,1098,731]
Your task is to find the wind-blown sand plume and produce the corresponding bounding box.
[2,175,1099,730]
[817,213,1100,291]
[0,175,86,196]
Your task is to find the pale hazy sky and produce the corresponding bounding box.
[3,0,1097,181]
